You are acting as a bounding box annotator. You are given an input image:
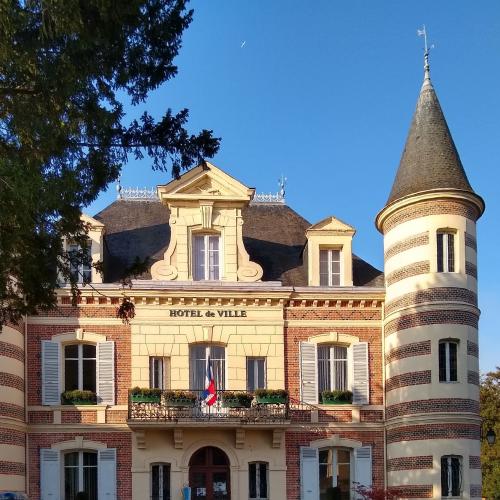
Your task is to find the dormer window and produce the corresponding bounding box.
[319,249,342,286]
[68,242,92,283]
[193,234,220,280]
[437,230,455,272]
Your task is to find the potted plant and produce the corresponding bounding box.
[164,390,197,407]
[321,390,353,405]
[221,391,253,408]
[61,389,96,405]
[130,387,162,403]
[254,388,288,404]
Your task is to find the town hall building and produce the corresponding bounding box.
[0,58,484,499]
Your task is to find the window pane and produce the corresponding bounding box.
[65,359,79,391]
[318,346,331,393]
[65,452,79,467]
[447,233,455,272]
[331,261,340,274]
[82,344,96,358]
[441,456,449,496]
[193,236,205,281]
[162,464,170,500]
[83,452,97,466]
[439,343,447,382]
[249,463,257,498]
[451,457,461,496]
[65,345,79,358]
[437,233,444,272]
[83,464,98,500]
[449,343,458,381]
[320,251,329,286]
[82,359,96,392]
[208,236,220,280]
[64,464,79,500]
[259,462,268,499]
[152,464,160,499]
[330,250,340,262]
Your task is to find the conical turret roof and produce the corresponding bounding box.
[386,65,475,205]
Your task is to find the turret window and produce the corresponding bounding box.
[193,234,220,280]
[439,340,458,382]
[437,231,455,272]
[441,455,462,497]
[320,249,342,286]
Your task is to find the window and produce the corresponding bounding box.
[247,357,266,391]
[68,242,92,283]
[318,345,348,394]
[439,341,458,382]
[189,344,225,391]
[300,341,368,405]
[319,448,351,500]
[64,451,98,500]
[150,357,165,390]
[320,249,341,286]
[151,463,170,500]
[193,234,220,280]
[441,455,462,497]
[437,231,455,272]
[65,344,96,393]
[249,462,268,500]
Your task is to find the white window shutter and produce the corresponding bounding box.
[42,341,60,405]
[40,448,60,499]
[97,341,115,405]
[300,447,319,500]
[354,446,372,496]
[300,342,318,404]
[98,448,117,499]
[352,342,369,405]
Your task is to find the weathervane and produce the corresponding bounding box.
[417,25,434,82]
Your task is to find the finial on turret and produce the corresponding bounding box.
[116,174,122,200]
[417,25,433,86]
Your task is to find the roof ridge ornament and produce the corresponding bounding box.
[417,25,434,87]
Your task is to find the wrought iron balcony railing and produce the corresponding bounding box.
[128,389,289,424]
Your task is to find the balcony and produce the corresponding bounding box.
[127,389,290,428]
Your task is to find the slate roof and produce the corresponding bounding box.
[94,200,384,288]
[387,77,476,205]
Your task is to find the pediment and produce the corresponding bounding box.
[308,216,355,233]
[157,162,255,203]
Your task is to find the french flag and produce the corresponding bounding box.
[202,356,217,406]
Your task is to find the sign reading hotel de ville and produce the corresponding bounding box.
[169,308,248,318]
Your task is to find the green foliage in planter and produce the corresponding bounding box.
[221,391,253,407]
[321,390,353,403]
[130,387,162,397]
[164,390,196,401]
[254,389,288,399]
[61,390,96,404]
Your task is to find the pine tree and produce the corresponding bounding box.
[0,0,219,324]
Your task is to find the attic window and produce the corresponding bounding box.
[193,234,220,280]
[320,249,342,286]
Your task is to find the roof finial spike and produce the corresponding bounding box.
[417,25,433,86]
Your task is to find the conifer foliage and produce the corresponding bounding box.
[0,0,219,325]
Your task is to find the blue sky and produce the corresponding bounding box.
[87,1,500,373]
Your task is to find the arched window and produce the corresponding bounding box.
[437,230,456,272]
[318,345,348,393]
[249,461,268,500]
[64,344,97,393]
[319,448,352,500]
[64,450,98,500]
[193,234,220,280]
[151,463,170,500]
[439,340,458,382]
[189,344,225,390]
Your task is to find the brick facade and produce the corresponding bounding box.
[386,398,479,419]
[385,370,431,392]
[387,455,433,470]
[385,261,430,286]
[384,232,429,260]
[385,309,478,337]
[385,340,431,363]
[386,423,480,443]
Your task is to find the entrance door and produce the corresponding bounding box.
[189,446,230,500]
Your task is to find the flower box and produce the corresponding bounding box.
[221,392,253,408]
[130,387,162,403]
[61,390,96,405]
[164,391,196,407]
[321,390,353,405]
[254,389,288,405]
